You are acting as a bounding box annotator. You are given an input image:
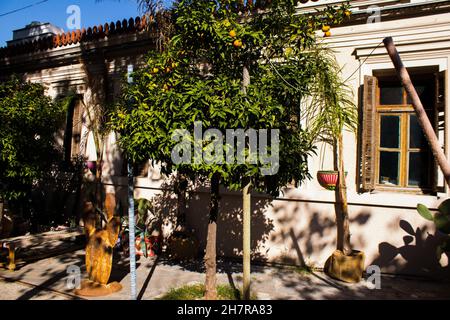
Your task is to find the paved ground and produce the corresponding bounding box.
[0,279,73,300]
[0,250,449,300]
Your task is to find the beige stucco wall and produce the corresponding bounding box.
[256,10,450,277]
[104,178,448,278]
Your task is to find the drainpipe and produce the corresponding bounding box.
[127,64,137,300]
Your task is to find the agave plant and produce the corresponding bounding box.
[417,199,450,259]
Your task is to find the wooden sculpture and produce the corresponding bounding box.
[75,193,122,297]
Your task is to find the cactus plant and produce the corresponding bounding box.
[417,199,450,259]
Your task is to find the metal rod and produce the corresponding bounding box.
[127,64,137,300]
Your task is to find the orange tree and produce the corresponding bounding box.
[0,77,66,229]
[110,0,351,299]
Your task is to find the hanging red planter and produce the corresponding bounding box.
[317,170,347,191]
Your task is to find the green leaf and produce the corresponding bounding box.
[438,199,450,215]
[417,204,434,221]
[434,212,450,234]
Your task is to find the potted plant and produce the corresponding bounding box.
[417,200,450,261]
[118,198,163,258]
[135,198,163,258]
[309,50,364,283]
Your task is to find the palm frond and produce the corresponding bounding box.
[304,46,358,144]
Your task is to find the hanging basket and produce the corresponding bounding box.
[317,171,347,191]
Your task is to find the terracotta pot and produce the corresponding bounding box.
[146,235,163,257]
[317,171,347,191]
[134,234,163,257]
[325,250,365,283]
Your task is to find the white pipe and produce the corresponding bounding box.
[127,64,137,300]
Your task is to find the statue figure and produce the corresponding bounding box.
[75,193,122,296]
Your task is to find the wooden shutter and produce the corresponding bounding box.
[63,96,83,162]
[71,99,83,159]
[361,75,378,191]
[435,71,447,192]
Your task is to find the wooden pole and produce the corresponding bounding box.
[242,65,251,300]
[242,182,251,300]
[383,37,450,187]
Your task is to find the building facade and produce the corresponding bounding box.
[1,0,449,279]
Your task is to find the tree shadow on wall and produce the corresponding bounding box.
[143,177,274,275]
[269,194,372,268]
[371,219,450,280]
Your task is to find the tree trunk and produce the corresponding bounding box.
[95,157,104,228]
[242,181,251,300]
[383,37,450,187]
[176,173,188,231]
[0,197,4,236]
[334,134,352,255]
[204,174,220,300]
[94,163,101,227]
[72,169,84,227]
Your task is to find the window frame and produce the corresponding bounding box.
[62,94,84,163]
[373,80,435,193]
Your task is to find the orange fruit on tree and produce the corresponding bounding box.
[233,39,243,48]
[324,31,331,37]
[285,47,293,57]
[345,10,351,17]
[229,30,237,38]
[322,25,330,33]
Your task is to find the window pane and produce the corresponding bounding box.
[380,115,400,148]
[380,85,403,105]
[409,115,428,149]
[407,84,434,108]
[408,152,430,187]
[379,152,399,185]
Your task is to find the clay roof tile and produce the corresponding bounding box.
[0,15,152,58]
